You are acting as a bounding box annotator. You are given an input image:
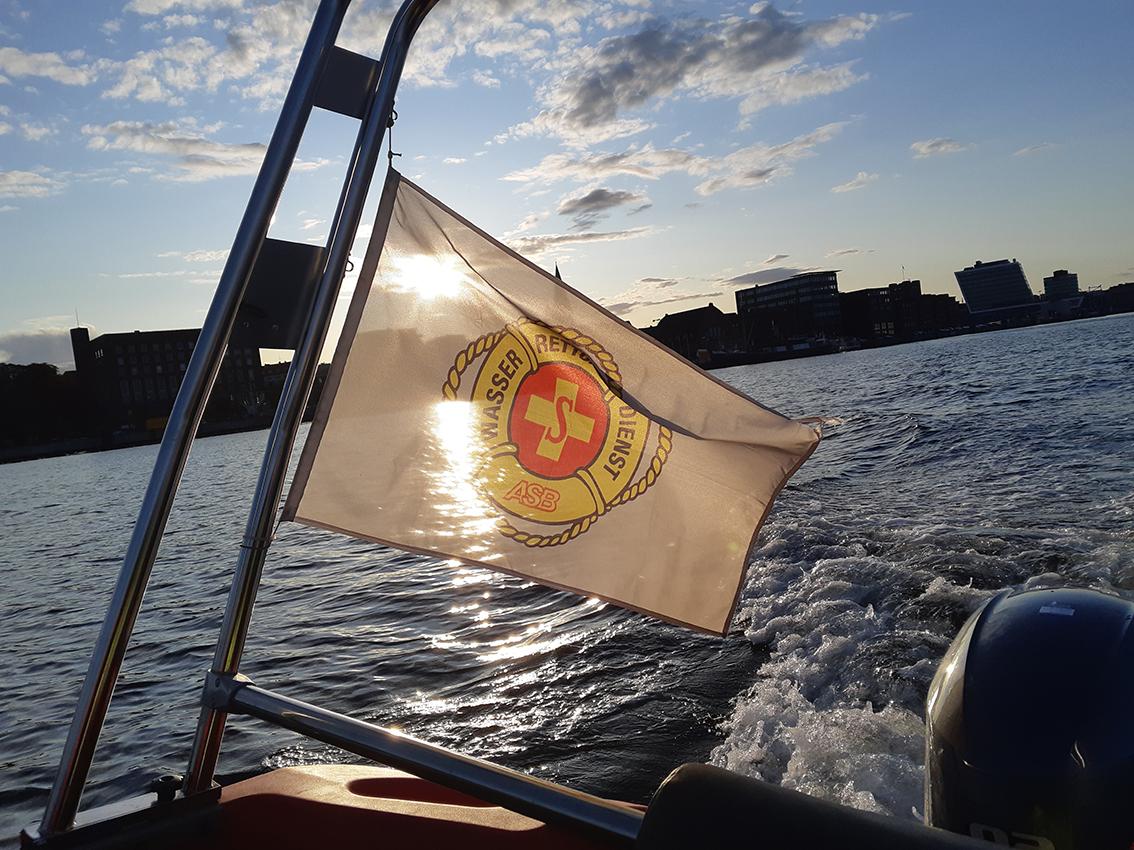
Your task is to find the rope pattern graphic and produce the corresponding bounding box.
[441,319,671,547]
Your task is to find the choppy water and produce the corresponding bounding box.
[2,314,1132,844]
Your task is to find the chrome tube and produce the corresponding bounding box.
[182,0,445,795]
[37,0,351,838]
[230,683,643,844]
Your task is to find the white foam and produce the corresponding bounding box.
[711,516,998,820]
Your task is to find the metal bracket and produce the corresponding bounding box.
[231,238,328,350]
[200,672,254,712]
[313,46,381,119]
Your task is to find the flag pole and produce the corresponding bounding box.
[182,0,445,796]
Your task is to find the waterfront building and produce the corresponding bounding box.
[1107,282,1134,315]
[839,286,894,341]
[734,270,841,349]
[70,326,264,435]
[641,303,740,363]
[840,279,967,343]
[1043,269,1079,300]
[954,259,1035,314]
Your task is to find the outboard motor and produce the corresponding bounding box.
[926,587,1134,849]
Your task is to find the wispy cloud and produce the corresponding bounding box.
[124,0,243,15]
[506,122,847,196]
[505,145,699,185]
[602,277,720,316]
[831,170,878,193]
[81,119,329,182]
[0,47,97,86]
[19,123,55,141]
[1012,142,1057,157]
[723,265,813,286]
[557,187,651,230]
[156,248,229,262]
[910,137,970,158]
[693,122,847,195]
[508,227,653,257]
[472,70,500,89]
[0,169,66,198]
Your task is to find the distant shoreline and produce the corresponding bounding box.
[4,311,1130,467]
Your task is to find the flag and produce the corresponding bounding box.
[282,169,819,634]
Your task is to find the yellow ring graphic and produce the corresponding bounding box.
[441,318,672,547]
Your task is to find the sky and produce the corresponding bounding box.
[1,0,1132,368]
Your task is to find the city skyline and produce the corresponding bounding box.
[2,0,1132,369]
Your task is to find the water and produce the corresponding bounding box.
[1,314,1131,843]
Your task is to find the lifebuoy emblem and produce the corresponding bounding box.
[442,318,672,547]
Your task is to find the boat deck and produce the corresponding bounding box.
[187,765,626,849]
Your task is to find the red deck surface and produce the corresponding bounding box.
[203,765,627,849]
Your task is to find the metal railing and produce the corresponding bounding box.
[35,0,642,844]
[38,0,351,835]
[219,676,643,843]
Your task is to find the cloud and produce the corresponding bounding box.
[0,205,17,212]
[163,14,203,27]
[826,247,867,257]
[507,211,548,236]
[506,122,845,196]
[603,277,721,316]
[763,253,789,264]
[505,144,699,185]
[124,0,243,14]
[0,317,88,367]
[692,122,847,195]
[557,187,651,230]
[474,22,550,60]
[0,47,97,86]
[504,6,877,145]
[156,248,229,262]
[102,36,221,104]
[910,137,970,158]
[472,70,501,88]
[113,269,221,280]
[443,157,467,165]
[81,119,328,182]
[831,170,878,193]
[20,123,55,141]
[0,169,66,198]
[0,121,10,135]
[508,227,653,257]
[1013,142,1056,157]
[723,265,812,286]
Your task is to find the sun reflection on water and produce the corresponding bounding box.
[428,401,497,542]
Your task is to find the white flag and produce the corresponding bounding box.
[283,170,819,634]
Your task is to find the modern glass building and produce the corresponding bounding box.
[954,259,1035,313]
[1043,269,1080,300]
[734,270,841,347]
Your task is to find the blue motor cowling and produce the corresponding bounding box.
[925,587,1134,849]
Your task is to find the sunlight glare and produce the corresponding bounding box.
[388,252,471,300]
[429,401,497,537]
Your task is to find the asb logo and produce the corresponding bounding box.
[442,318,671,547]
